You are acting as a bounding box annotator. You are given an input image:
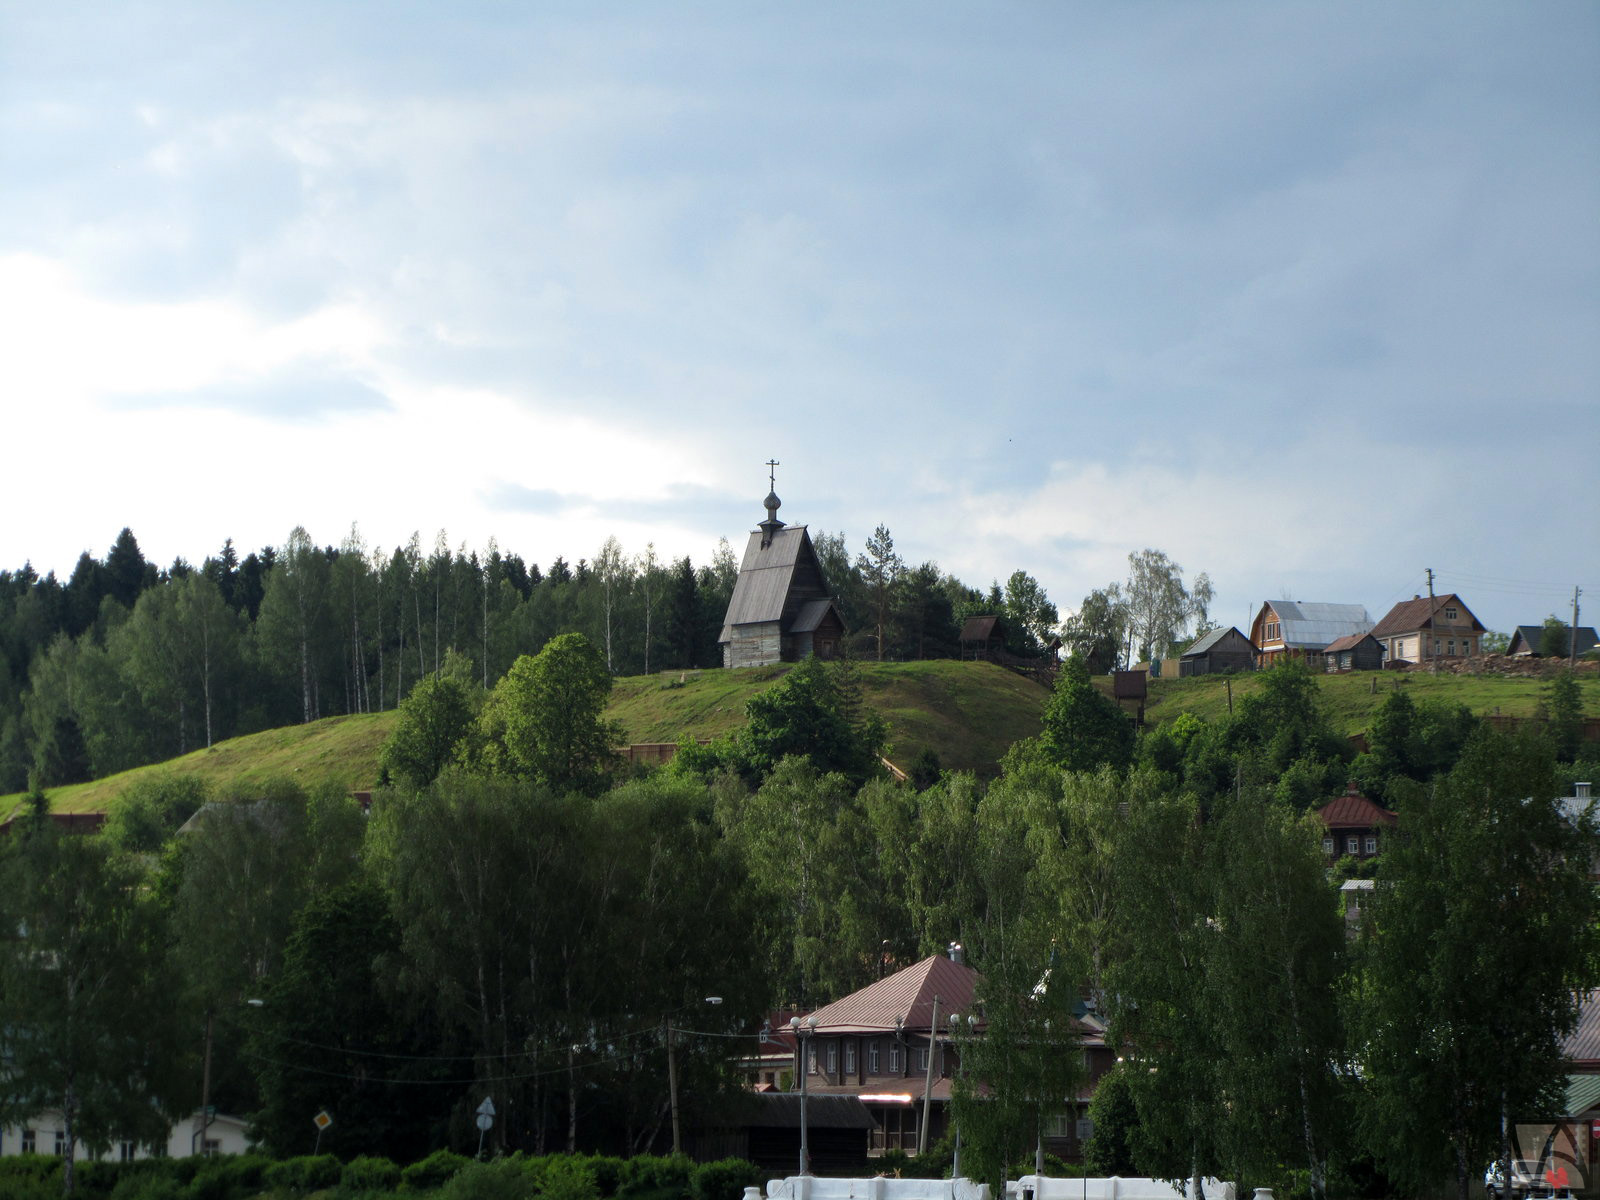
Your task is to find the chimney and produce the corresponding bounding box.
[947,941,964,966]
[1577,782,1592,801]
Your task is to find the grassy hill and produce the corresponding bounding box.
[1144,667,1600,736]
[4,660,1050,820]
[6,660,1593,822]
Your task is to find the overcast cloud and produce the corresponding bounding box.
[2,1,1595,637]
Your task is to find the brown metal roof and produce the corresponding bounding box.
[1370,593,1485,639]
[1315,788,1397,829]
[1324,632,1378,654]
[806,955,980,1035]
[1565,991,1600,1067]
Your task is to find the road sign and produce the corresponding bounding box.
[313,1111,332,1130]
[476,1097,496,1118]
[476,1113,494,1131]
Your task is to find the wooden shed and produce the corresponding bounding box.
[1178,626,1257,676]
[959,614,1007,660]
[1323,632,1385,673]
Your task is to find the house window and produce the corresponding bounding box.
[119,1141,137,1163]
[1077,1117,1095,1142]
[54,1131,68,1157]
[1322,836,1335,855]
[1434,639,1441,654]
[844,1041,857,1075]
[21,1130,36,1155]
[1447,639,1455,655]
[1346,836,1360,855]
[1365,836,1378,855]
[1047,1112,1074,1138]
[868,1040,880,1074]
[889,1042,902,1073]
[202,1139,220,1157]
[826,1041,838,1075]
[915,1046,928,1071]
[1445,607,1458,620]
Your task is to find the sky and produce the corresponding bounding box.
[3,1,1596,639]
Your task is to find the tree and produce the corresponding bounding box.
[478,633,619,794]
[1037,656,1134,774]
[727,654,885,787]
[1541,615,1574,659]
[0,824,186,1192]
[256,527,334,723]
[1543,670,1584,763]
[1003,570,1059,656]
[856,525,902,661]
[250,879,448,1158]
[380,669,478,787]
[1123,549,1196,665]
[1063,585,1128,674]
[1351,728,1600,1200]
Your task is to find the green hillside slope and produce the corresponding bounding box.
[6,660,1050,819]
[7,662,1591,823]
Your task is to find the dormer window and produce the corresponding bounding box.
[1445,607,1458,620]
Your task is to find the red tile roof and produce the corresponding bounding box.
[805,955,980,1035]
[1316,788,1397,829]
[1370,594,1484,639]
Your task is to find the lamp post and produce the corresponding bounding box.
[668,996,723,1155]
[790,1015,818,1176]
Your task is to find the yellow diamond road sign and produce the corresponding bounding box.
[314,1111,332,1130]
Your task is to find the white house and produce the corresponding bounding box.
[0,1110,251,1160]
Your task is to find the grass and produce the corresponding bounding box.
[1144,667,1600,735]
[7,661,1593,823]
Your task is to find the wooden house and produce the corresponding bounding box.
[1369,593,1486,666]
[1323,632,1385,673]
[719,489,846,669]
[1315,785,1397,860]
[959,615,1007,660]
[1250,601,1373,669]
[1508,625,1599,658]
[1178,626,1257,676]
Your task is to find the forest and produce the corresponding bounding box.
[0,524,1108,796]
[2,618,1596,1200]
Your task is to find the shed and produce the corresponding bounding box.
[959,615,1007,660]
[1508,625,1599,658]
[1178,627,1257,677]
[1323,633,1384,673]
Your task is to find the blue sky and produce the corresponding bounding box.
[3,2,1596,638]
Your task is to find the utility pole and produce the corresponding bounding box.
[1425,568,1437,670]
[1573,586,1583,669]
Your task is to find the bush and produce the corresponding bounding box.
[344,1155,403,1194]
[190,1154,271,1200]
[580,1155,626,1196]
[618,1155,694,1200]
[540,1155,600,1200]
[690,1159,762,1200]
[440,1157,537,1200]
[265,1153,342,1194]
[403,1148,473,1191]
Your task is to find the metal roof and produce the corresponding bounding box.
[1315,789,1397,829]
[1566,992,1600,1066]
[1265,601,1372,649]
[1183,626,1253,657]
[1566,1074,1600,1116]
[805,955,980,1035]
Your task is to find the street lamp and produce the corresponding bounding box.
[668,996,725,1155]
[948,1013,977,1179]
[790,1015,818,1176]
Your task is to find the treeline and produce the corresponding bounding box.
[0,524,1068,793]
[3,646,1594,1200]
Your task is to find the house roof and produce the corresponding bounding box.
[1183,626,1253,657]
[721,526,815,630]
[1370,594,1485,639]
[790,598,840,634]
[1566,992,1600,1067]
[1509,625,1600,656]
[725,1093,879,1129]
[1566,1075,1600,1116]
[960,615,1002,643]
[1324,632,1379,654]
[1315,788,1397,829]
[806,954,980,1035]
[1261,601,1372,650]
